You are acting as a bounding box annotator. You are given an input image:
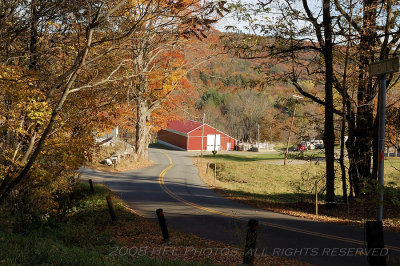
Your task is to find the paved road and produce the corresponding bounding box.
[80,148,400,265]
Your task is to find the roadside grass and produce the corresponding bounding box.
[87,158,153,173]
[88,144,153,172]
[385,157,400,186]
[202,153,285,162]
[198,160,330,202]
[0,183,185,265]
[193,155,400,231]
[0,182,301,265]
[201,150,326,163]
[290,149,326,158]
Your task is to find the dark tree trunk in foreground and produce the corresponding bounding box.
[346,101,356,198]
[350,0,378,196]
[323,0,336,206]
[340,104,348,203]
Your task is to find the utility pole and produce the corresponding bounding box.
[269,125,272,143]
[257,123,260,149]
[284,95,303,166]
[367,56,400,265]
[284,106,296,166]
[213,126,217,157]
[377,73,387,222]
[201,112,205,158]
[370,58,400,221]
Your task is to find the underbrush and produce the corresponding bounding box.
[1,182,297,265]
[0,183,193,265]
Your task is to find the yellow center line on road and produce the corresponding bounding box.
[157,151,400,252]
[158,151,236,217]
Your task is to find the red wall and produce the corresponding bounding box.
[158,129,187,150]
[188,125,236,151]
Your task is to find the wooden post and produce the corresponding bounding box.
[201,112,205,158]
[257,123,260,150]
[214,163,216,185]
[89,179,94,193]
[243,219,258,265]
[156,208,169,241]
[315,181,318,216]
[106,195,117,221]
[213,126,217,157]
[206,162,209,173]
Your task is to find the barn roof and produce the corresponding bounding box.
[166,120,237,141]
[167,120,203,134]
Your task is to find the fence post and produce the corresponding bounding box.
[214,163,217,185]
[89,179,94,193]
[315,181,318,216]
[156,208,169,241]
[106,195,117,221]
[243,219,258,265]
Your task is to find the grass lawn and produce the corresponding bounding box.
[193,154,400,231]
[201,150,326,163]
[0,182,298,265]
[202,153,285,162]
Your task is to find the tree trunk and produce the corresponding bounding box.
[351,0,378,196]
[135,98,151,160]
[340,104,348,203]
[346,97,356,199]
[0,26,96,204]
[323,0,336,206]
[372,107,379,180]
[29,0,38,70]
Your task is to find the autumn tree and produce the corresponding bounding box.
[224,0,337,204]
[119,0,225,159]
[223,0,400,203]
[224,89,271,142]
[0,0,156,206]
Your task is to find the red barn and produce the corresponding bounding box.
[157,120,237,151]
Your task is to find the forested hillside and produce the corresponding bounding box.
[181,32,324,143]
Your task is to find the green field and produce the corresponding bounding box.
[203,159,333,202]
[202,149,328,162]
[202,154,400,198]
[202,153,285,161]
[197,154,400,227]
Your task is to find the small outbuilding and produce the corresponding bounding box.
[157,120,237,151]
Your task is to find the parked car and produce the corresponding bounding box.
[315,140,324,149]
[295,143,306,151]
[300,141,315,150]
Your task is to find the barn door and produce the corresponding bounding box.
[207,134,220,151]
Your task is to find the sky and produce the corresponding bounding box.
[213,0,322,33]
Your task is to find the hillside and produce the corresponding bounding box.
[180,31,324,143]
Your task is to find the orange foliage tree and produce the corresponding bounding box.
[0,0,159,209]
[119,0,223,159]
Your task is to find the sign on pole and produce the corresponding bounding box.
[365,57,400,265]
[370,57,400,76]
